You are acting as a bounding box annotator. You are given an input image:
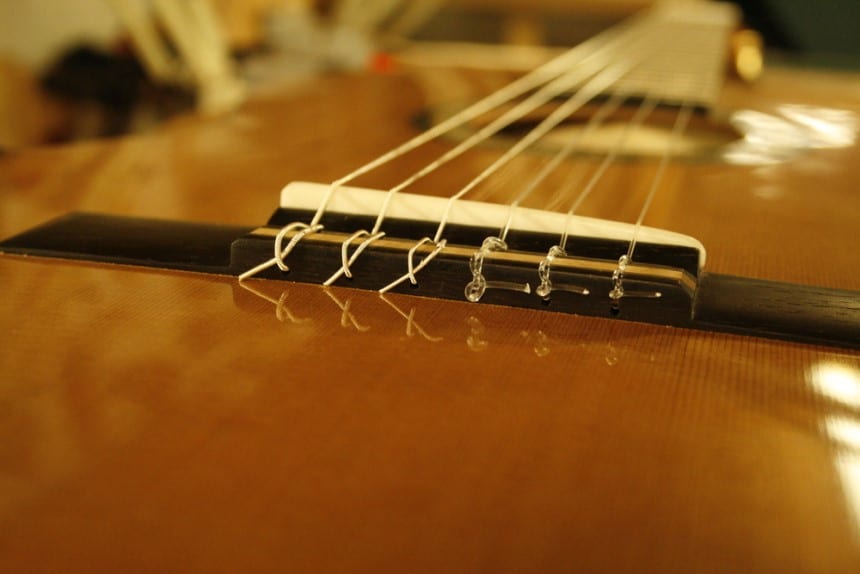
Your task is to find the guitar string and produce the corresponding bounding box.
[468,22,705,302]
[377,33,667,293]
[375,69,640,294]
[522,14,709,302]
[557,96,659,253]
[396,26,708,298]
[623,101,694,265]
[429,61,640,245]
[525,16,725,269]
[606,102,695,303]
[375,8,710,258]
[238,18,648,282]
[507,94,661,301]
[317,57,615,286]
[497,91,628,243]
[320,26,660,286]
[461,92,630,301]
[244,4,718,298]
[313,13,645,222]
[534,13,704,257]
[526,94,660,300]
[239,20,648,282]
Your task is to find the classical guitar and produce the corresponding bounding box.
[2,1,857,348]
[1,1,859,572]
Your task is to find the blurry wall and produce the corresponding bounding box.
[0,0,122,70]
[2,0,859,149]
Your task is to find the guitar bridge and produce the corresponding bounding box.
[225,182,703,326]
[231,224,698,325]
[1,188,857,349]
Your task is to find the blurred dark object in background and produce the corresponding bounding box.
[3,0,859,150]
[39,45,193,142]
[737,0,860,67]
[410,0,860,66]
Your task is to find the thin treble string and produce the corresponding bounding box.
[361,26,657,238]
[377,35,664,294]
[304,14,649,228]
[497,91,629,243]
[321,27,659,286]
[362,60,603,234]
[460,91,629,303]
[624,102,693,263]
[240,27,642,284]
[558,95,660,253]
[527,94,659,302]
[427,46,657,246]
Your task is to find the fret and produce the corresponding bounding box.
[612,1,739,107]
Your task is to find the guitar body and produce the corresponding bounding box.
[1,61,859,572]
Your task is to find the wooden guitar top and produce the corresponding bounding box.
[1,64,859,572]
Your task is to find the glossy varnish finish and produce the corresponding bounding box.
[1,65,859,572]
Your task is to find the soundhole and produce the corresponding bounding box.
[422,100,740,162]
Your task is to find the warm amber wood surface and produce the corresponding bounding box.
[1,66,859,572]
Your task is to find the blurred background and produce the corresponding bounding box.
[1,0,858,149]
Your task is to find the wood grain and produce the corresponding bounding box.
[1,65,859,572]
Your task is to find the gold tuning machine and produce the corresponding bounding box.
[731,29,764,83]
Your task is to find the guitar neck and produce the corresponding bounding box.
[611,1,739,108]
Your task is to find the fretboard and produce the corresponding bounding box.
[612,1,739,107]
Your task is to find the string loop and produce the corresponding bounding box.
[273,222,323,272]
[323,230,387,285]
[609,254,629,301]
[464,237,531,302]
[238,222,323,281]
[378,238,447,294]
[535,245,590,300]
[608,254,662,310]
